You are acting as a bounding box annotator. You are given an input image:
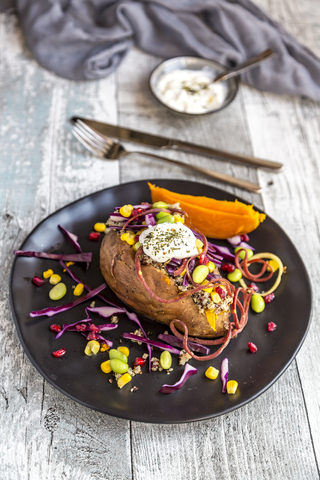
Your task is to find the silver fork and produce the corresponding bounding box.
[72,119,261,193]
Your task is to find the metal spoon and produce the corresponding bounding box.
[213,48,274,83]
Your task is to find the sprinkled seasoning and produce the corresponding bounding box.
[139,223,198,263]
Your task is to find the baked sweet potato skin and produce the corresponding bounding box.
[100,229,230,338]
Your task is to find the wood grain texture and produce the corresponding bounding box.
[0,13,131,480]
[1,0,320,478]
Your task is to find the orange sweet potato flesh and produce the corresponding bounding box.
[148,183,266,239]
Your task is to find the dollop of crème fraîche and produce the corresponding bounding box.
[139,223,198,263]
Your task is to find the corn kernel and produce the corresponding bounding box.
[207,261,215,273]
[66,261,75,267]
[119,204,133,217]
[267,259,279,272]
[84,340,100,356]
[205,366,219,380]
[117,373,132,389]
[100,359,112,373]
[43,269,54,279]
[120,232,135,245]
[227,380,238,394]
[179,269,186,276]
[117,346,130,357]
[100,343,109,352]
[201,280,213,293]
[94,222,106,232]
[211,292,221,304]
[73,283,84,296]
[195,239,204,252]
[49,274,61,285]
[174,215,184,224]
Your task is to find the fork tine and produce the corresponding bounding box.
[72,123,110,155]
[76,119,114,148]
[72,128,106,158]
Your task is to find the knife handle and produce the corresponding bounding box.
[132,152,261,193]
[171,140,283,171]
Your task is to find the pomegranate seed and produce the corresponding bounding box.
[241,234,250,242]
[248,342,257,353]
[264,293,275,304]
[76,324,88,332]
[52,348,66,358]
[132,207,143,217]
[268,322,277,332]
[199,253,209,265]
[221,263,235,273]
[249,282,259,293]
[133,357,146,367]
[215,286,226,299]
[86,332,98,340]
[50,324,62,333]
[32,276,45,286]
[134,235,139,242]
[89,231,101,241]
[89,324,101,333]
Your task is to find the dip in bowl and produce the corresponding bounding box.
[149,56,238,115]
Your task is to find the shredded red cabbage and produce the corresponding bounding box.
[227,235,242,247]
[109,212,127,222]
[122,333,180,355]
[159,363,197,393]
[14,250,92,263]
[238,241,255,251]
[208,244,235,262]
[30,283,107,317]
[157,333,210,355]
[221,357,229,393]
[55,318,92,339]
[145,214,156,226]
[86,305,126,318]
[226,236,255,252]
[58,224,90,269]
[108,224,146,230]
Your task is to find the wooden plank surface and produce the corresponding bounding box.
[1,1,320,478]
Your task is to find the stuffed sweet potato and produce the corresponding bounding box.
[100,228,232,338]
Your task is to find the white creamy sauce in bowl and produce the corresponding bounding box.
[156,69,227,114]
[139,223,198,263]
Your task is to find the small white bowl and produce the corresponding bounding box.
[149,56,238,116]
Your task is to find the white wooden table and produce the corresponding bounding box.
[1,2,320,479]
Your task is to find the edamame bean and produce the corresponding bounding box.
[133,241,141,252]
[227,268,242,283]
[157,214,175,224]
[156,211,169,220]
[110,358,129,374]
[160,351,172,370]
[234,247,253,260]
[49,282,67,301]
[251,294,265,313]
[153,201,168,209]
[109,348,128,363]
[192,265,210,284]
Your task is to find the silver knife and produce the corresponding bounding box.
[71,116,283,171]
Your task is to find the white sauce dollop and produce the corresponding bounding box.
[139,223,198,263]
[156,69,227,114]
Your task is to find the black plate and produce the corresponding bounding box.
[9,180,312,423]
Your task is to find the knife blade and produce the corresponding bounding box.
[71,117,283,171]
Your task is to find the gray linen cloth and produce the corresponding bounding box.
[8,0,320,99]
